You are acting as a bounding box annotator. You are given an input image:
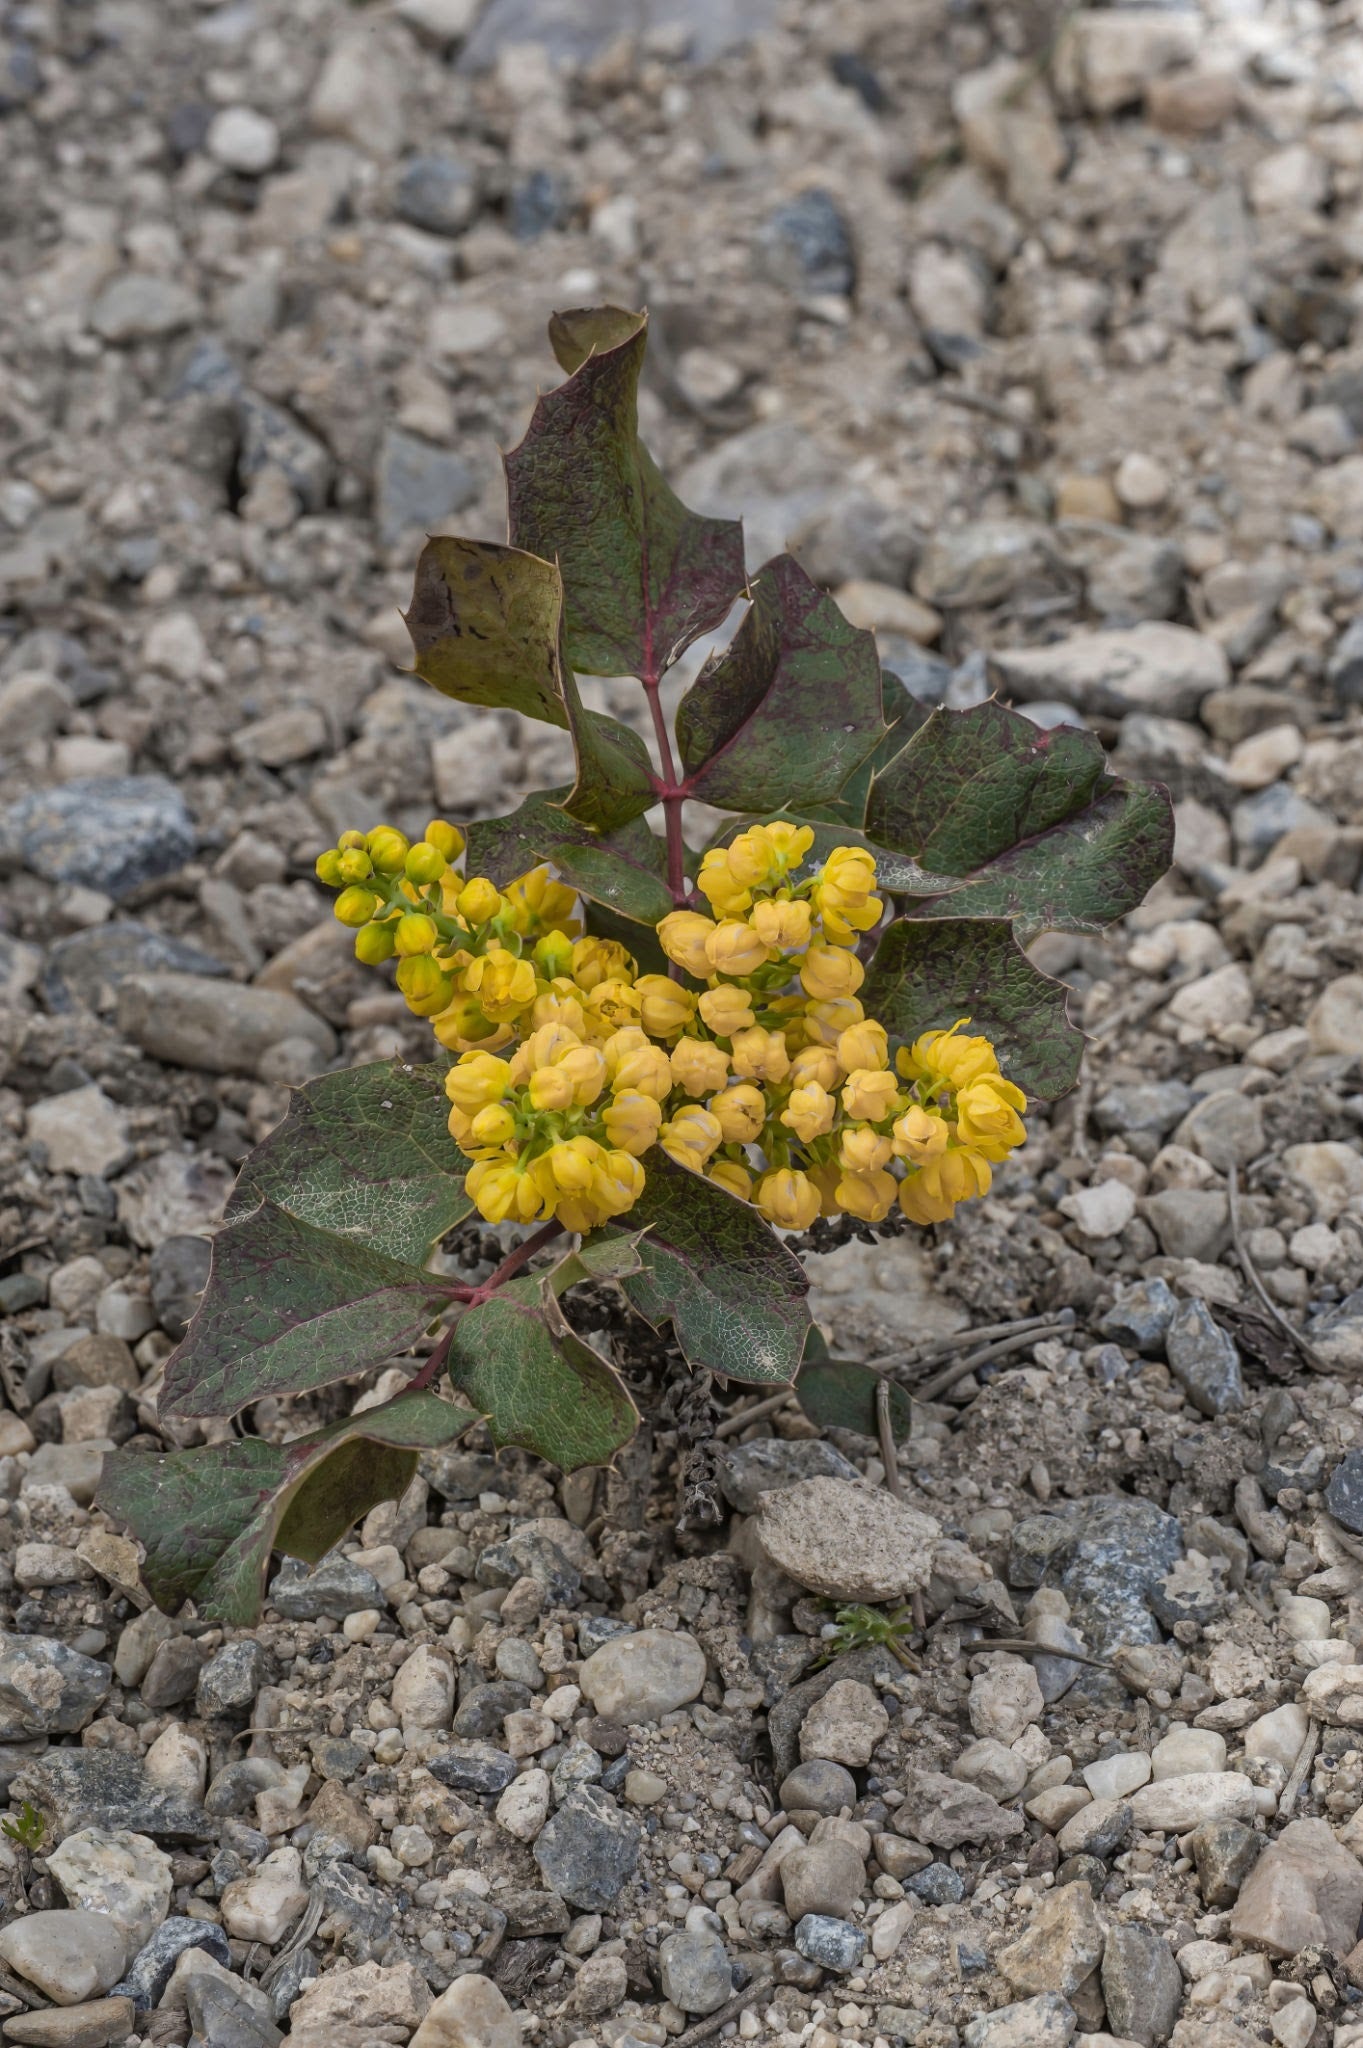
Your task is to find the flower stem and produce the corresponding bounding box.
[467,1219,564,1305]
[644,669,688,908]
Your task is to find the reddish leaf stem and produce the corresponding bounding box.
[644,668,688,908]
[410,1220,565,1390]
[407,1324,455,1392]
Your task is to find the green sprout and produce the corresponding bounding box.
[813,1601,920,1672]
[2,1802,46,1849]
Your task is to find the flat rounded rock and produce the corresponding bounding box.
[578,1628,707,1724]
[755,1477,940,1602]
[0,1910,129,2006]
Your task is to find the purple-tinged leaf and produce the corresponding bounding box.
[465,794,674,929]
[863,916,1084,1100]
[446,1279,637,1470]
[676,553,888,813]
[505,307,747,679]
[228,1059,470,1266]
[798,1358,913,1444]
[159,1202,448,1420]
[98,1389,478,1623]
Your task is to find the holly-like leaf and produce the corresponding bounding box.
[98,1390,478,1623]
[159,1202,449,1420]
[505,307,747,679]
[445,1280,637,1470]
[866,701,1173,939]
[406,540,655,830]
[797,1358,914,1444]
[863,916,1083,1100]
[545,1231,646,1296]
[809,675,934,830]
[676,553,888,813]
[608,1153,811,1385]
[404,537,569,727]
[466,793,674,929]
[228,1060,470,1265]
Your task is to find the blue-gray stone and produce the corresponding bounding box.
[907,1862,965,1905]
[510,168,572,239]
[45,922,227,1013]
[756,189,855,298]
[1328,617,1363,706]
[476,1529,581,1604]
[1233,782,1334,861]
[269,1944,319,2023]
[453,1680,532,1738]
[1099,1278,1178,1356]
[459,0,778,71]
[5,779,195,898]
[1327,1449,1363,1535]
[374,428,476,546]
[1166,1298,1243,1417]
[395,154,477,236]
[716,1437,860,1514]
[0,1632,111,1739]
[186,1971,282,2048]
[236,394,332,511]
[429,1743,518,1796]
[116,1918,232,2010]
[533,1785,640,1910]
[268,1556,383,1619]
[577,1615,633,1657]
[793,1914,866,1972]
[1093,1082,1193,1139]
[1041,1496,1184,1665]
[197,1640,266,1717]
[149,1234,213,1341]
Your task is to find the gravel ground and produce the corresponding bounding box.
[8,0,1363,2045]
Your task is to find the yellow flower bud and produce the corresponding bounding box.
[586,979,643,1034]
[840,1124,893,1173]
[756,1168,821,1232]
[836,1168,898,1223]
[531,1136,603,1205]
[447,1103,473,1146]
[338,830,367,851]
[710,1160,754,1202]
[750,898,812,953]
[430,999,513,1054]
[788,1044,842,1092]
[528,1064,577,1112]
[405,841,448,886]
[337,848,374,884]
[800,942,865,1003]
[334,885,380,928]
[898,1175,956,1226]
[315,849,344,887]
[396,955,454,1015]
[659,1104,723,1170]
[464,949,537,1021]
[530,988,590,1038]
[366,826,410,875]
[457,877,503,925]
[710,1083,767,1145]
[898,1020,998,1093]
[503,865,578,936]
[954,1077,1027,1153]
[445,1053,512,1114]
[836,1019,888,1073]
[801,996,865,1048]
[730,1026,790,1084]
[354,921,397,966]
[533,930,576,980]
[841,1068,900,1122]
[467,1157,542,1225]
[468,1103,516,1148]
[781,1081,836,1144]
[571,936,635,992]
[696,848,752,917]
[635,974,696,1039]
[558,1044,608,1105]
[808,1163,844,1218]
[424,819,465,862]
[658,911,717,977]
[670,1037,730,1098]
[892,1104,950,1165]
[604,1029,674,1101]
[929,1148,993,1204]
[601,1090,663,1156]
[591,1148,646,1218]
[698,985,756,1037]
[394,912,439,956]
[704,920,772,977]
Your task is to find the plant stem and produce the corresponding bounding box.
[407,1324,455,1392]
[468,1219,564,1305]
[643,668,688,907]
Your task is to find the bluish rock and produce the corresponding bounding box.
[1098,1277,1178,1355]
[1328,616,1363,706]
[1093,1082,1193,1139]
[533,1786,640,1910]
[510,168,572,239]
[116,1917,232,2010]
[149,1234,213,1341]
[453,1681,532,1739]
[908,1862,966,1905]
[197,1640,266,1718]
[236,394,332,512]
[1041,1496,1184,1667]
[268,1556,383,1620]
[1166,1299,1243,1417]
[394,154,477,236]
[1327,1448,1363,1535]
[429,1743,518,1796]
[577,1615,633,1657]
[1233,782,1334,861]
[793,1913,866,1972]
[476,1529,581,1604]
[716,1437,860,1514]
[5,779,195,898]
[459,0,779,71]
[374,428,476,547]
[44,922,227,1013]
[756,189,855,298]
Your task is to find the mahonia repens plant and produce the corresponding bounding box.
[98,308,1174,1624]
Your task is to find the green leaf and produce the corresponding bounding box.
[404,537,569,728]
[227,1059,470,1265]
[405,540,655,831]
[98,1390,477,1624]
[797,1358,913,1444]
[465,793,674,929]
[811,675,934,830]
[445,1281,637,1470]
[159,1202,449,1420]
[676,553,888,813]
[865,701,1173,939]
[505,307,747,679]
[545,1231,646,1296]
[607,1153,811,1385]
[863,916,1083,1101]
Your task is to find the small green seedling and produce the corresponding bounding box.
[2,1802,46,1849]
[814,1602,921,1671]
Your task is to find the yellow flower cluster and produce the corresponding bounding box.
[317,818,1027,1234]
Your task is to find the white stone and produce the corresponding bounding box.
[392,1645,455,1732]
[206,105,280,174]
[496,1769,550,1844]
[26,1086,129,1179]
[46,1828,171,1950]
[1150,1727,1227,1780]
[755,1477,940,1602]
[1167,963,1253,1035]
[310,33,404,155]
[143,1723,208,1802]
[0,1910,128,2006]
[432,717,515,813]
[1308,977,1363,1059]
[395,0,482,42]
[1127,1771,1257,1830]
[219,1847,308,1944]
[408,1972,521,2048]
[1271,2001,1318,2048]
[429,300,509,360]
[1242,1702,1308,1771]
[1283,1142,1363,1222]
[1059,1179,1137,1240]
[1277,1593,1332,1642]
[1225,723,1304,791]
[1303,1663,1363,1726]
[578,1629,707,1724]
[870,1898,918,1961]
[1082,1751,1151,1801]
[143,612,206,683]
[969,1658,1044,1744]
[1114,452,1171,509]
[800,1678,890,1768]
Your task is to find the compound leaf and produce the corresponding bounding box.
[506,306,747,679]
[866,701,1173,938]
[159,1202,449,1420]
[228,1059,470,1265]
[797,1358,914,1445]
[445,1284,637,1470]
[98,1389,478,1624]
[863,916,1083,1101]
[676,553,888,813]
[608,1153,811,1385]
[466,793,674,929]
